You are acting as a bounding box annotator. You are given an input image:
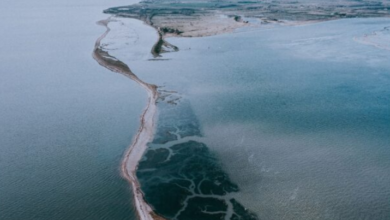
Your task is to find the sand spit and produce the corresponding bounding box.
[92,18,165,220]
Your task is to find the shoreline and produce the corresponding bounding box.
[92,18,165,220]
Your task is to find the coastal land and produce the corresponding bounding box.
[104,0,390,56]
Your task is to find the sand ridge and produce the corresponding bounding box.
[93,18,165,220]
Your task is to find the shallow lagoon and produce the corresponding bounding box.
[126,18,390,219]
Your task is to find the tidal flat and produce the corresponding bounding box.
[105,14,390,220]
[98,16,260,219]
[104,0,390,57]
[103,1,390,219]
[137,99,258,220]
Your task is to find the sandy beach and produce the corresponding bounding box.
[93,18,164,220]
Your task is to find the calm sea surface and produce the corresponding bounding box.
[0,0,142,219]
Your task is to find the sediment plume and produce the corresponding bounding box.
[92,18,165,220]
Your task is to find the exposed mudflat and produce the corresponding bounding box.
[105,0,390,37]
[137,99,259,220]
[104,0,390,57]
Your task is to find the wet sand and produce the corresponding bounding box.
[93,18,164,220]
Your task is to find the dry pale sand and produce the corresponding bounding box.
[93,18,165,220]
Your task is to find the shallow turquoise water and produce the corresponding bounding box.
[0,1,141,219]
[128,18,390,219]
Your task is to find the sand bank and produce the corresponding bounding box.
[93,18,165,220]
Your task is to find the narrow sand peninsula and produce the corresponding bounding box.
[92,18,165,220]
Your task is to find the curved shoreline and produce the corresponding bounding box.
[92,18,165,220]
